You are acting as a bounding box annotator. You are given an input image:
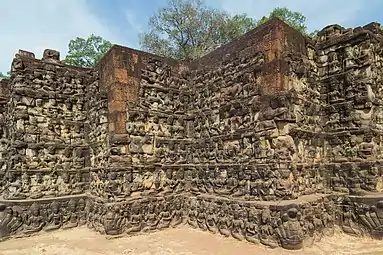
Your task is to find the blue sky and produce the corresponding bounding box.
[1,0,383,73]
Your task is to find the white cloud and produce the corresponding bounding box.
[215,0,378,32]
[0,0,124,73]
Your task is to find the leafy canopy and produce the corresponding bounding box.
[62,2,316,64]
[62,34,113,68]
[139,1,315,60]
[0,72,10,79]
[257,7,307,34]
[139,0,256,60]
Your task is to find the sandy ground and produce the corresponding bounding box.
[0,226,382,255]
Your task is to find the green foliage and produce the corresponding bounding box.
[257,7,308,34]
[0,71,10,79]
[309,30,320,37]
[139,0,256,60]
[62,34,113,68]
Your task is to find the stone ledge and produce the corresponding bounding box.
[0,194,86,204]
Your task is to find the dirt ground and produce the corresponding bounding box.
[0,226,382,255]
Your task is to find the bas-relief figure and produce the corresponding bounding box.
[1,19,383,250]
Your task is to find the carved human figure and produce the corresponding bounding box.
[259,208,278,248]
[276,208,304,250]
[217,203,232,237]
[158,202,172,230]
[187,199,198,228]
[143,201,159,232]
[126,201,142,234]
[205,201,218,233]
[44,201,63,231]
[6,207,23,234]
[213,169,228,195]
[358,133,376,159]
[106,172,119,201]
[340,198,362,236]
[161,169,174,194]
[42,174,57,197]
[77,198,87,226]
[23,203,45,234]
[86,200,95,230]
[322,199,335,232]
[195,168,207,193]
[344,45,358,69]
[204,170,215,193]
[131,173,144,196]
[62,199,78,229]
[57,172,72,196]
[328,51,341,74]
[120,171,132,196]
[170,197,183,227]
[245,206,260,244]
[0,205,12,238]
[175,168,185,193]
[196,201,207,231]
[72,172,85,195]
[103,206,123,235]
[232,170,246,197]
[347,164,364,195]
[5,172,24,200]
[231,203,245,241]
[21,172,31,197]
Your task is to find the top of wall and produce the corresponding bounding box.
[98,18,308,72]
[188,17,308,70]
[11,49,93,73]
[315,22,383,50]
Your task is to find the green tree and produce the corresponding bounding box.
[257,7,308,34]
[63,34,113,68]
[139,0,256,60]
[0,72,10,79]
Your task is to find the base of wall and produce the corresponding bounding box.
[0,193,382,250]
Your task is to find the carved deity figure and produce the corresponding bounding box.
[143,201,159,232]
[205,202,218,233]
[196,201,207,231]
[217,203,231,237]
[187,199,198,228]
[4,172,24,200]
[231,203,245,240]
[276,208,304,250]
[0,205,13,238]
[158,202,172,230]
[44,201,63,231]
[23,203,45,235]
[57,172,72,196]
[245,207,260,244]
[340,198,362,236]
[106,172,119,201]
[77,198,87,226]
[259,208,278,248]
[126,201,142,234]
[21,172,31,197]
[170,197,183,227]
[103,206,124,235]
[72,172,85,195]
[62,199,78,229]
[358,133,376,159]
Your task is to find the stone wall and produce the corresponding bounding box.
[1,18,383,250]
[315,23,383,194]
[1,49,96,200]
